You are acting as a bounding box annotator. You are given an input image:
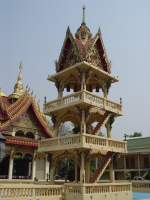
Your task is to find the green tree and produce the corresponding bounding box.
[129,132,142,138]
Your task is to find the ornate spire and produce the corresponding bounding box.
[82,5,86,25]
[75,6,92,44]
[10,62,25,99]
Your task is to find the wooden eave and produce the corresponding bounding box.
[5,135,38,148]
[48,61,118,84]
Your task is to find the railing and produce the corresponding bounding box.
[44,90,122,115]
[132,181,150,193]
[38,134,127,153]
[0,184,63,199]
[65,182,132,194]
[0,183,132,200]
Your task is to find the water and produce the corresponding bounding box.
[133,192,150,200]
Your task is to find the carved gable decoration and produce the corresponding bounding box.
[13,113,38,129]
[85,44,103,70]
[57,30,81,72]
[93,36,111,73]
[56,25,111,73]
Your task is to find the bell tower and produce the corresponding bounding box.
[39,7,132,200]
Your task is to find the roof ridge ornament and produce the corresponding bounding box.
[82,5,86,25]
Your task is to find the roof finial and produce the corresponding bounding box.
[10,61,25,99]
[18,61,23,81]
[82,5,86,25]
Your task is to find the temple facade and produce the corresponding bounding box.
[0,64,52,181]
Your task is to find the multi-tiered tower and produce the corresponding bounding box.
[39,7,132,200]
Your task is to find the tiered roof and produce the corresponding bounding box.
[0,63,53,147]
[0,92,52,138]
[56,16,111,73]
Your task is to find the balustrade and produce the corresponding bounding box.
[39,134,126,153]
[44,90,122,115]
[132,181,150,192]
[0,185,63,199]
[65,183,132,194]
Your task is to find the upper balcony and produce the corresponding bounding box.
[38,133,127,154]
[44,90,122,116]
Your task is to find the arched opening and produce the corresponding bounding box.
[26,132,34,139]
[13,153,33,179]
[0,155,9,179]
[55,158,75,181]
[15,130,24,137]
[58,121,80,136]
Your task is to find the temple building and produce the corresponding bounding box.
[0,63,52,181]
[114,137,150,180]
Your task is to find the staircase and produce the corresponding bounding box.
[92,113,111,135]
[90,151,114,183]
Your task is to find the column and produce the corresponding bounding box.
[81,109,86,134]
[45,155,50,181]
[109,161,115,182]
[85,158,90,183]
[12,127,16,136]
[50,156,55,182]
[106,116,114,138]
[57,84,64,99]
[80,152,85,183]
[137,153,140,176]
[81,71,86,90]
[106,122,112,138]
[8,149,14,180]
[32,152,36,180]
[75,156,78,183]
[124,154,127,179]
[58,89,63,98]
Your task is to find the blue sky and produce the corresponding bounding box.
[0,0,150,138]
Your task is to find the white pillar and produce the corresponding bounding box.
[81,71,86,90]
[49,156,55,182]
[124,154,127,179]
[81,110,86,134]
[85,158,90,183]
[109,162,115,182]
[80,152,85,183]
[106,122,112,138]
[45,156,50,180]
[75,157,78,183]
[137,153,140,176]
[12,127,16,136]
[32,153,36,180]
[8,150,14,180]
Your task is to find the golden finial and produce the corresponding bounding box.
[82,5,86,25]
[17,61,23,81]
[10,62,25,99]
[0,88,7,97]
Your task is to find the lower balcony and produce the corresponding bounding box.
[0,184,63,200]
[0,182,132,200]
[65,182,132,200]
[38,134,127,153]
